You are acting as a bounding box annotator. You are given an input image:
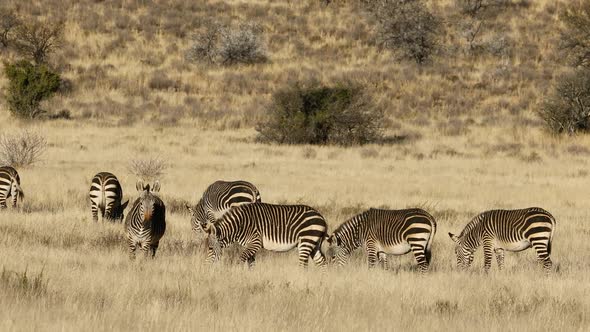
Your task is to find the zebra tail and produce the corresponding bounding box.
[424,218,437,265]
[14,182,24,200]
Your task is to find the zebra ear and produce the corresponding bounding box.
[136,180,144,192]
[448,232,459,243]
[203,222,213,234]
[121,200,129,210]
[152,180,160,192]
[185,204,194,214]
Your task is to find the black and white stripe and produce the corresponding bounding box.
[125,181,166,259]
[449,207,556,273]
[0,166,24,209]
[204,203,327,268]
[185,180,261,262]
[327,208,436,272]
[89,172,128,222]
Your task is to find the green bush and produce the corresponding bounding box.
[256,83,384,145]
[3,60,61,119]
[540,69,590,134]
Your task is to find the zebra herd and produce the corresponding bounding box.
[0,166,557,273]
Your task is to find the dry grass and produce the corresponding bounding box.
[0,0,589,330]
[0,122,588,330]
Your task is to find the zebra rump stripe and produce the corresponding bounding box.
[125,181,166,259]
[0,166,24,209]
[327,208,436,272]
[449,207,556,273]
[186,180,261,262]
[89,172,128,222]
[204,202,327,268]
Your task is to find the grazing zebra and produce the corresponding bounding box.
[448,207,556,273]
[203,203,328,268]
[0,166,24,209]
[185,180,261,262]
[125,181,166,259]
[326,208,437,272]
[89,172,128,222]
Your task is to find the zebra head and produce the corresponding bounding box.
[326,234,350,266]
[448,232,474,270]
[202,222,223,257]
[185,200,208,235]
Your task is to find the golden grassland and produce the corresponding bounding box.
[1,0,590,330]
[0,121,589,330]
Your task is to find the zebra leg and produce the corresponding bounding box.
[141,242,151,259]
[128,239,137,260]
[366,241,378,268]
[411,246,429,273]
[297,241,315,268]
[150,242,159,259]
[532,242,553,273]
[0,195,7,209]
[378,251,388,270]
[494,248,505,270]
[483,239,494,273]
[11,191,17,208]
[240,242,261,268]
[311,247,327,270]
[205,247,218,263]
[91,203,99,222]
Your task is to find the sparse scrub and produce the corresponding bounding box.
[0,130,47,168]
[540,69,590,134]
[559,1,590,68]
[128,157,168,182]
[371,0,442,64]
[13,18,63,64]
[256,82,384,145]
[186,21,267,66]
[3,60,61,119]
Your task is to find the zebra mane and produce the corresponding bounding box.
[459,214,484,238]
[333,210,367,244]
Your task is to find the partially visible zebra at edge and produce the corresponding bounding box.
[125,180,166,260]
[0,166,24,209]
[89,172,128,222]
[185,180,261,262]
[449,207,556,273]
[326,208,436,273]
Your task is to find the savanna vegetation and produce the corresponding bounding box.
[1,0,589,331]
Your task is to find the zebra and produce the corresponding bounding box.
[125,180,166,260]
[185,180,261,262]
[0,166,24,209]
[203,202,328,268]
[89,172,128,222]
[326,208,437,272]
[448,207,556,273]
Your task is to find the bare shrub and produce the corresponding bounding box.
[559,2,590,68]
[0,130,47,168]
[540,69,590,134]
[0,9,20,48]
[128,157,168,182]
[13,19,63,63]
[148,71,179,91]
[186,21,267,66]
[371,0,442,64]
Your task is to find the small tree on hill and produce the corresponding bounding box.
[559,2,590,68]
[13,19,63,64]
[3,60,61,119]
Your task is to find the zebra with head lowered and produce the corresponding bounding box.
[185,180,261,262]
[89,172,128,222]
[0,166,24,209]
[203,203,328,268]
[448,207,556,273]
[125,181,166,259]
[326,208,436,272]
